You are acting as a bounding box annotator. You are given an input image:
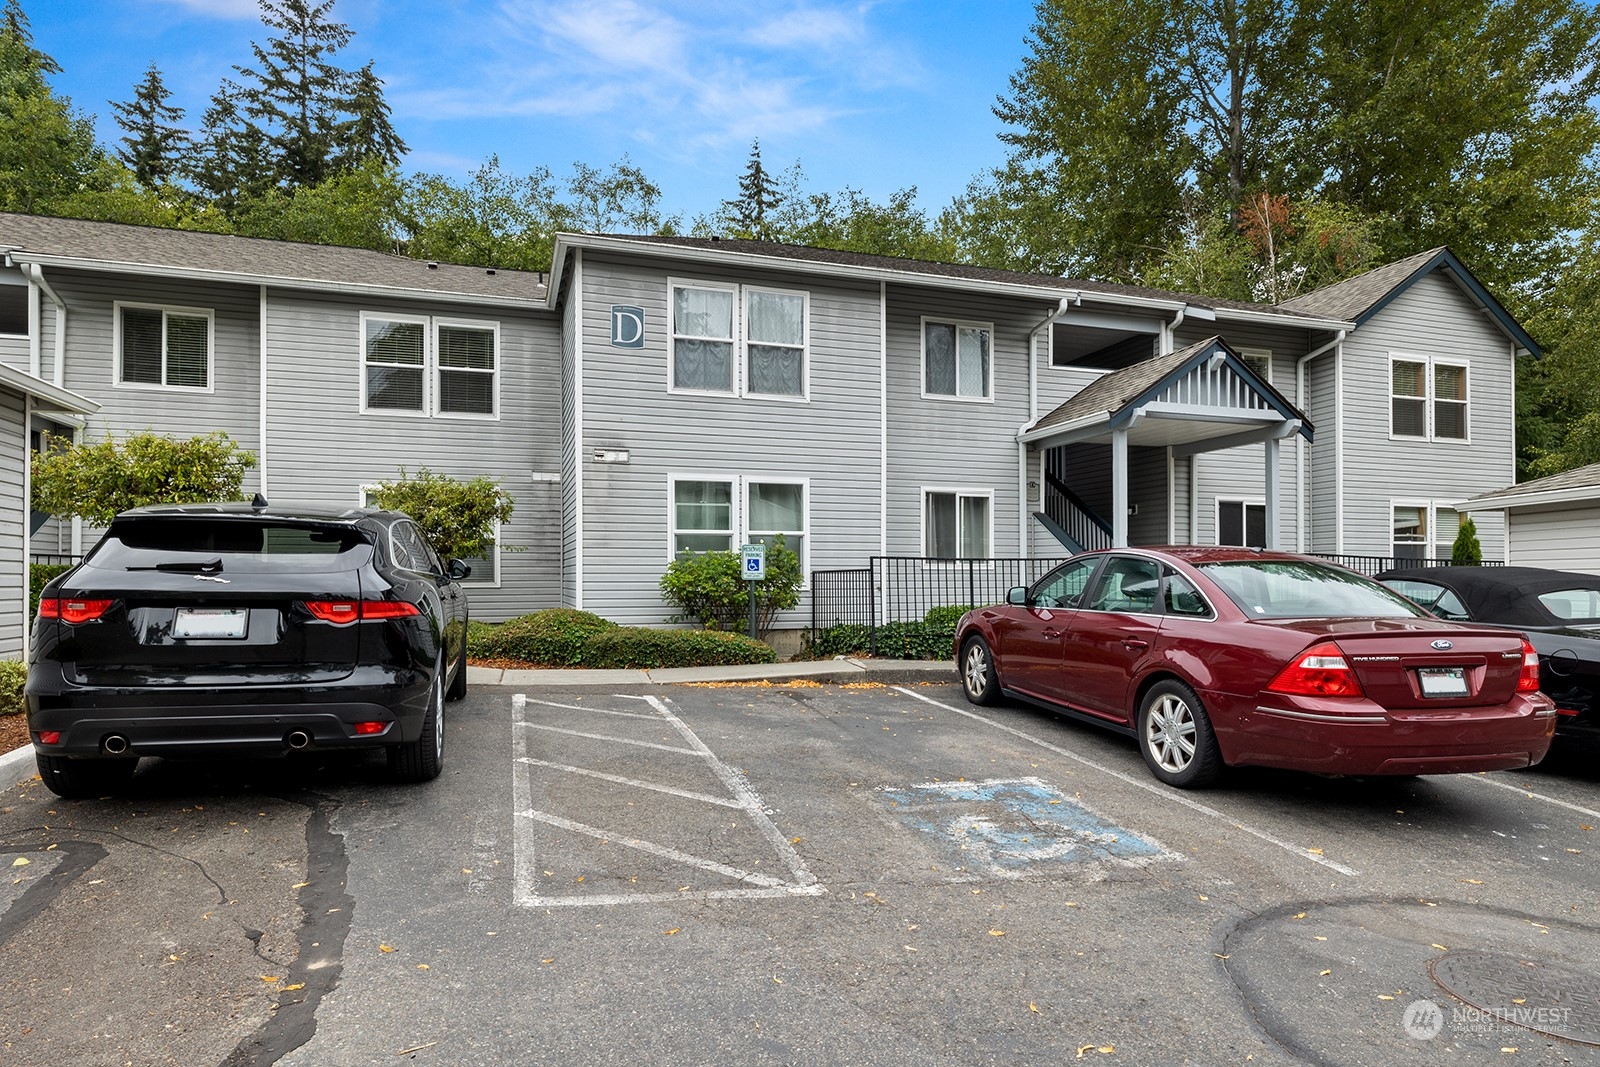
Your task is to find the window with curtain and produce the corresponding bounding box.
[923,320,991,399]
[747,481,805,565]
[745,290,805,396]
[1433,363,1467,439]
[672,285,734,392]
[118,304,211,389]
[1391,359,1426,437]
[924,490,990,557]
[673,480,734,554]
[1393,505,1428,559]
[362,314,499,417]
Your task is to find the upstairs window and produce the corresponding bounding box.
[671,284,735,392]
[923,319,992,400]
[362,313,498,418]
[116,303,212,390]
[669,281,808,398]
[1392,355,1468,441]
[745,289,805,396]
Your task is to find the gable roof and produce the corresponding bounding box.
[0,212,549,309]
[1458,459,1600,511]
[1279,246,1539,356]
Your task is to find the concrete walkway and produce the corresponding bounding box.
[0,659,957,776]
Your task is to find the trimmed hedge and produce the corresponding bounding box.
[583,628,776,669]
[0,659,26,717]
[805,623,872,658]
[922,604,976,627]
[471,609,618,666]
[805,620,959,660]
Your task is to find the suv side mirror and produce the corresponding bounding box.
[1006,586,1030,606]
[446,558,473,581]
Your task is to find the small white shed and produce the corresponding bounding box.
[1459,461,1600,576]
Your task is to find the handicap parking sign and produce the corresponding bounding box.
[741,543,766,581]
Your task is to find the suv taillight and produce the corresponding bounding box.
[38,598,114,624]
[1516,638,1541,693]
[304,600,422,623]
[1267,641,1365,698]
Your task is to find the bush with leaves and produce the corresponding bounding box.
[659,535,801,636]
[365,467,514,562]
[804,623,873,659]
[922,605,976,627]
[1451,516,1484,565]
[0,659,24,716]
[875,621,958,660]
[30,431,256,524]
[582,628,775,669]
[472,609,617,666]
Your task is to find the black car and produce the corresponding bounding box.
[1376,565,1600,752]
[26,502,471,797]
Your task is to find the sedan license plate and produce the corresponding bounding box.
[173,608,248,640]
[1417,666,1468,697]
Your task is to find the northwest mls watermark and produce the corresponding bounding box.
[1404,999,1573,1041]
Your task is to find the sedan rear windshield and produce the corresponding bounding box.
[87,519,371,574]
[1198,560,1428,619]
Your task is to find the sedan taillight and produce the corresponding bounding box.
[38,598,115,624]
[1267,641,1365,698]
[304,600,422,623]
[1516,637,1541,692]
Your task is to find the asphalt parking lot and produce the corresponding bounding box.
[3,680,1598,1066]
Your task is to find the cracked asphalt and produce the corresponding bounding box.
[2,681,1598,1066]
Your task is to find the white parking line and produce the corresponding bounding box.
[1463,773,1600,820]
[893,687,1360,877]
[512,693,822,907]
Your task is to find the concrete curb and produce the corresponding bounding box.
[0,661,958,770]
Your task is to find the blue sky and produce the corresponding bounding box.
[25,0,1039,223]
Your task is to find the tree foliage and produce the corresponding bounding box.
[659,536,802,637]
[30,431,257,524]
[110,63,189,187]
[722,139,782,240]
[364,466,514,563]
[0,0,103,213]
[1450,516,1484,566]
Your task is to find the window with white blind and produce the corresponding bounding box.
[362,313,498,418]
[115,302,213,390]
[1391,354,1468,441]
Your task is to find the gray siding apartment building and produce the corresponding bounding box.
[0,214,1540,637]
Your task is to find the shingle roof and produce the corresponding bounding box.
[1033,338,1217,431]
[1277,248,1444,321]
[594,234,1340,321]
[1463,460,1600,508]
[0,212,547,304]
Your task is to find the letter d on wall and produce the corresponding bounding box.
[611,305,645,348]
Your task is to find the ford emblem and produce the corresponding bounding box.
[1431,639,1453,650]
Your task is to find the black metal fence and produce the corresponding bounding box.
[1311,554,1504,575]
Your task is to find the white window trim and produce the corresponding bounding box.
[1214,497,1267,547]
[920,316,995,403]
[666,473,812,581]
[433,316,501,421]
[1237,347,1273,384]
[920,486,995,563]
[455,520,503,587]
[360,311,431,418]
[360,311,502,419]
[1389,352,1470,444]
[666,278,811,402]
[113,300,216,394]
[1389,498,1464,561]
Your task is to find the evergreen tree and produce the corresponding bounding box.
[0,0,103,212]
[333,61,404,171]
[721,139,782,240]
[189,86,272,214]
[110,63,190,187]
[232,0,354,189]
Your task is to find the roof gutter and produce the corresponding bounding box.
[1458,485,1600,512]
[1018,410,1110,446]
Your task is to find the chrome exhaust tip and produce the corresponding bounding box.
[285,730,311,750]
[102,734,130,755]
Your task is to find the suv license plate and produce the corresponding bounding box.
[1418,666,1468,697]
[173,608,248,639]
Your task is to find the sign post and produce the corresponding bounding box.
[740,543,767,640]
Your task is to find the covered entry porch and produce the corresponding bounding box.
[1019,337,1313,553]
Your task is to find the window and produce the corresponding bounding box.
[116,302,212,390]
[1238,348,1272,383]
[1217,500,1266,548]
[1379,578,1471,621]
[1032,557,1098,607]
[669,475,808,573]
[923,318,992,400]
[924,490,991,557]
[670,281,808,398]
[1085,555,1161,613]
[362,313,498,417]
[1392,502,1462,560]
[0,281,26,335]
[1163,573,1212,617]
[1391,355,1468,440]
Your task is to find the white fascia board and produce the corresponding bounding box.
[0,362,98,413]
[6,252,549,311]
[551,233,1087,309]
[1017,411,1110,445]
[1458,485,1600,512]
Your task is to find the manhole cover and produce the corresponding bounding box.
[1429,951,1600,1046]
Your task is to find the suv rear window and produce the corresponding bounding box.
[87,519,371,573]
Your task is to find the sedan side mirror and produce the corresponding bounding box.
[1006,586,1030,606]
[446,558,473,581]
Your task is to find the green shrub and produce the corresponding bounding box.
[465,619,499,656]
[0,659,26,716]
[1451,516,1484,565]
[875,621,958,660]
[659,535,801,635]
[365,466,515,562]
[31,430,256,524]
[922,605,975,627]
[583,628,776,669]
[473,609,618,665]
[30,562,71,618]
[805,623,872,658]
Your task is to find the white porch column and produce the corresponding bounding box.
[1264,435,1281,550]
[1112,426,1129,547]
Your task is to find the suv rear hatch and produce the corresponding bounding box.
[47,517,374,687]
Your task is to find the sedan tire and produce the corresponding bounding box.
[960,635,1001,706]
[388,663,444,783]
[1137,679,1223,789]
[36,753,138,800]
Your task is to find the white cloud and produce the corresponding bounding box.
[155,0,261,17]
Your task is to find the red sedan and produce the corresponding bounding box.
[954,548,1556,788]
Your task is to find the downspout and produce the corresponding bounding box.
[26,264,67,388]
[1295,330,1345,553]
[1023,297,1071,556]
[259,286,269,496]
[1162,307,1185,356]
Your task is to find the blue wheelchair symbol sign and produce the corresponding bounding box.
[741,543,767,581]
